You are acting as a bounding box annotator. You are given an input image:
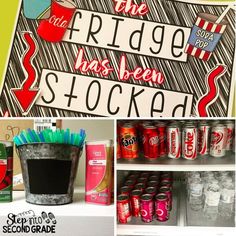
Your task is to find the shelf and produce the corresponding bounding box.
[117,174,236,236]
[0,187,114,236]
[118,182,180,227]
[0,187,114,217]
[117,225,236,236]
[117,153,235,171]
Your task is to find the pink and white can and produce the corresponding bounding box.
[155,193,169,222]
[140,194,154,223]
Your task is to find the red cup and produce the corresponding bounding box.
[37,0,76,42]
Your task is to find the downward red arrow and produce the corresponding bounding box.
[10,32,40,115]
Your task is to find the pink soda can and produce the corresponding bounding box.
[140,194,154,223]
[155,193,169,222]
[159,186,172,211]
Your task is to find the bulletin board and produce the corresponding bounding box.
[0,0,235,117]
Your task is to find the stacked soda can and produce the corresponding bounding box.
[117,120,235,160]
[117,171,173,224]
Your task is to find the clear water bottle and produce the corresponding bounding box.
[204,179,221,220]
[219,177,235,218]
[187,172,201,200]
[189,178,203,211]
[203,176,216,203]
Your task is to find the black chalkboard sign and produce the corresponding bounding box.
[27,159,72,194]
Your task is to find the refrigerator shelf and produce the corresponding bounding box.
[117,172,236,236]
[117,153,235,171]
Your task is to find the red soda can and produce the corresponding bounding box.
[145,187,157,197]
[167,125,181,159]
[140,194,154,223]
[134,183,146,192]
[127,174,138,181]
[160,172,173,182]
[117,194,131,224]
[198,122,211,156]
[137,177,148,184]
[156,123,167,157]
[120,186,132,195]
[224,120,235,151]
[159,186,172,211]
[119,124,139,159]
[124,179,136,189]
[182,125,197,160]
[160,180,172,190]
[210,124,226,157]
[155,193,169,222]
[147,181,159,188]
[142,126,159,160]
[149,175,159,182]
[140,172,150,178]
[130,189,142,217]
[37,0,76,42]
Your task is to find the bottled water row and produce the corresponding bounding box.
[186,171,235,220]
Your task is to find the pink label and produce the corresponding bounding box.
[85,144,111,205]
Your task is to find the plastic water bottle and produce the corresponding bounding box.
[203,176,216,203]
[204,179,220,220]
[189,178,203,211]
[187,172,201,200]
[218,177,235,218]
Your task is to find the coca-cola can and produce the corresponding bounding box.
[156,123,167,157]
[130,189,142,217]
[147,181,159,188]
[140,172,150,178]
[117,194,131,224]
[134,183,146,192]
[145,187,157,197]
[124,179,136,189]
[182,125,197,160]
[167,125,181,159]
[155,193,169,222]
[120,186,132,196]
[140,194,154,223]
[142,126,159,160]
[37,0,77,42]
[149,175,159,182]
[224,120,235,151]
[159,186,172,211]
[198,122,211,156]
[127,174,139,181]
[137,177,148,184]
[160,172,173,182]
[160,180,172,190]
[210,124,226,157]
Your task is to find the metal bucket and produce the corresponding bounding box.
[17,143,82,205]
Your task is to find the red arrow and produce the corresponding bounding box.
[10,32,40,115]
[197,64,227,117]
